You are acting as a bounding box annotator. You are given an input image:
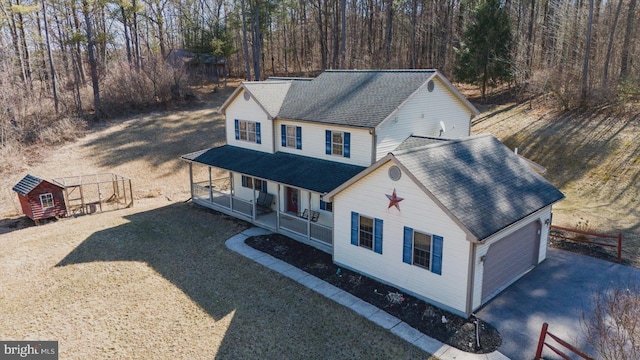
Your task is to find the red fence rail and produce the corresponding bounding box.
[550,225,622,262]
[535,322,594,360]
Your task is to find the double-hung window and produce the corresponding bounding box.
[320,199,332,212]
[325,130,350,158]
[241,175,267,192]
[351,212,383,254]
[40,193,54,209]
[281,125,302,149]
[403,227,443,275]
[235,120,261,144]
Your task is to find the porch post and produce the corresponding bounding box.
[189,163,194,199]
[229,172,234,211]
[307,192,311,242]
[208,167,213,202]
[276,184,281,230]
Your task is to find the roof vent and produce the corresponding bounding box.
[427,80,435,92]
[388,166,401,181]
[243,91,251,101]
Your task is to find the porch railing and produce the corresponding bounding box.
[192,181,252,218]
[193,181,332,246]
[279,212,332,245]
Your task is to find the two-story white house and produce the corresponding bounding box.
[181,70,564,317]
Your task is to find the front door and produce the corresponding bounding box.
[286,187,299,215]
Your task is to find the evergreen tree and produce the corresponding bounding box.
[455,0,512,100]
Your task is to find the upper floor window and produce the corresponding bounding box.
[325,130,350,158]
[351,211,382,254]
[39,193,54,209]
[403,227,443,275]
[281,125,302,149]
[235,119,261,144]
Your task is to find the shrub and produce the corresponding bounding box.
[582,280,640,360]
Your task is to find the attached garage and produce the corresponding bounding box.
[481,220,542,304]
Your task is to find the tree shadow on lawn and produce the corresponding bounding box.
[55,203,429,359]
[81,107,227,180]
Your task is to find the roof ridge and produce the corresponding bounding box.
[394,134,493,155]
[323,69,437,73]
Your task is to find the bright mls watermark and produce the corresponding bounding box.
[0,341,57,359]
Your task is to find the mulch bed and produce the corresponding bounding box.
[245,233,501,354]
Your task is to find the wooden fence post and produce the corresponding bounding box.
[617,232,622,262]
[535,322,548,359]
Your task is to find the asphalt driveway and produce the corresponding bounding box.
[476,248,640,359]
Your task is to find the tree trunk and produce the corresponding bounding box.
[241,0,251,80]
[619,0,637,81]
[82,0,101,117]
[121,5,132,64]
[384,0,393,67]
[340,0,346,69]
[603,0,623,86]
[409,0,417,68]
[581,0,594,103]
[41,0,58,113]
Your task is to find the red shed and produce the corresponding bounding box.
[12,174,67,224]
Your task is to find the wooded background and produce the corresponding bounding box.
[0,0,638,149]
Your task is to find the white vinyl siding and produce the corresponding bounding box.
[225,89,274,152]
[274,120,373,166]
[375,77,473,160]
[333,162,470,316]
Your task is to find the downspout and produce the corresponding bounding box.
[370,128,377,164]
[466,241,477,316]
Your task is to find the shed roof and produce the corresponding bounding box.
[12,174,63,196]
[181,145,366,194]
[326,134,564,241]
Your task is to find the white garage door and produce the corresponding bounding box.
[481,220,541,304]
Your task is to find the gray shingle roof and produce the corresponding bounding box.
[395,134,564,241]
[243,81,292,118]
[278,70,436,128]
[182,145,366,194]
[12,174,46,195]
[395,136,451,151]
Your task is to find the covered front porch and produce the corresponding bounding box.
[181,146,366,253]
[190,174,333,252]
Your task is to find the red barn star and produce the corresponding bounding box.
[386,189,404,211]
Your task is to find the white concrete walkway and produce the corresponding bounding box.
[226,228,509,360]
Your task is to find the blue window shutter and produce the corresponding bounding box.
[432,235,443,275]
[296,126,302,149]
[261,180,267,193]
[374,218,383,254]
[234,119,239,140]
[241,175,247,187]
[325,130,331,155]
[320,200,326,211]
[256,123,261,144]
[281,124,286,146]
[344,132,351,158]
[403,227,413,264]
[350,212,359,246]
